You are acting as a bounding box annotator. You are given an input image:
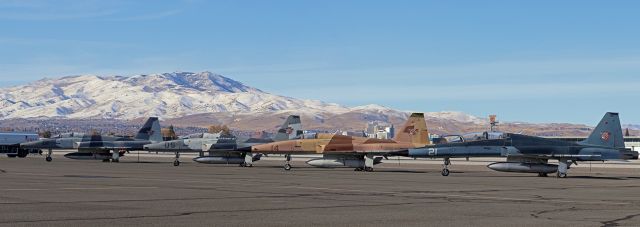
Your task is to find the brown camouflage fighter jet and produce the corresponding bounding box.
[242,113,430,171]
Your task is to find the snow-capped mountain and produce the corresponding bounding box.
[0,71,483,126]
[4,71,630,136]
[425,111,485,124]
[0,72,348,119]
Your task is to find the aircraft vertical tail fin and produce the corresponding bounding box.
[580,112,624,148]
[273,115,303,141]
[135,117,163,143]
[394,113,430,146]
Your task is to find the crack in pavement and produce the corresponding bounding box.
[0,193,309,205]
[530,206,578,219]
[600,213,640,227]
[0,201,423,224]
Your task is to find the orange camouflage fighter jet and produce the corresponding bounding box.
[243,113,430,171]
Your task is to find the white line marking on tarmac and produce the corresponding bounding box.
[1,186,158,191]
[431,193,631,206]
[7,172,632,206]
[280,186,631,206]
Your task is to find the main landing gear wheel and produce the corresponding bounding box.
[173,152,180,167]
[441,158,451,176]
[354,167,364,171]
[283,154,292,171]
[557,172,567,178]
[45,149,53,162]
[364,167,374,172]
[537,173,548,177]
[240,162,252,167]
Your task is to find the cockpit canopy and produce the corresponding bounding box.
[53,132,86,138]
[440,131,508,143]
[180,132,238,141]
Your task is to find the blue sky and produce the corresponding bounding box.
[1,0,639,124]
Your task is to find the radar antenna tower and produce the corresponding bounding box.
[489,115,499,132]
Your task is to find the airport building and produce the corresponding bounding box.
[365,122,395,139]
[0,132,40,157]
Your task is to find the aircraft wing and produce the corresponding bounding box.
[516,154,603,159]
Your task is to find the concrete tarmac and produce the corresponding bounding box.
[1,153,640,227]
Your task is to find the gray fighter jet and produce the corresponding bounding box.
[21,117,162,162]
[392,112,639,178]
[143,115,303,166]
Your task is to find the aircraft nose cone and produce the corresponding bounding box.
[144,142,166,151]
[388,150,409,157]
[236,146,252,152]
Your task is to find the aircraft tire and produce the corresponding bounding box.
[441,169,450,176]
[284,164,292,171]
[17,150,28,158]
[45,156,52,162]
[173,160,180,166]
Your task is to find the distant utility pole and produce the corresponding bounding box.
[625,128,630,137]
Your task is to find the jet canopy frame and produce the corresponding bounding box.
[440,131,509,144]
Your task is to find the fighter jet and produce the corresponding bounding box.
[245,113,430,171]
[21,117,162,162]
[143,115,303,166]
[392,112,639,178]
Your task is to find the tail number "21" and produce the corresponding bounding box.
[428,148,437,156]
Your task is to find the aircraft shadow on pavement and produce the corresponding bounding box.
[449,174,636,180]
[63,175,121,179]
[203,165,429,173]
[373,169,431,173]
[115,161,171,164]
